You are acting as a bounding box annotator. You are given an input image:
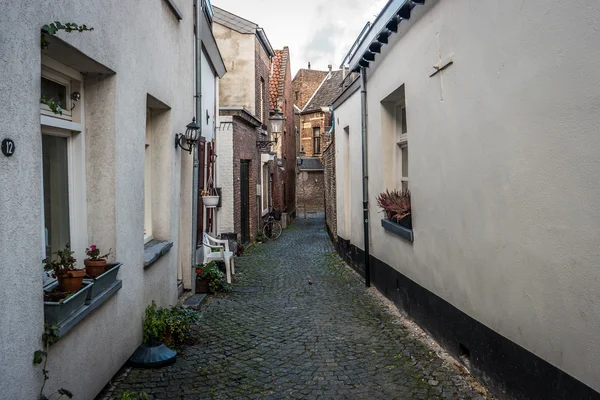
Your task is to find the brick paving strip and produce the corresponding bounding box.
[99,218,493,400]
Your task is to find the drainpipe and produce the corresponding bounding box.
[360,67,370,287]
[191,0,204,293]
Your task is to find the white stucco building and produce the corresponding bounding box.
[333,0,600,398]
[0,0,224,398]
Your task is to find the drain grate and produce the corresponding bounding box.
[231,286,263,293]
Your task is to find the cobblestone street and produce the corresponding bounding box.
[102,218,491,399]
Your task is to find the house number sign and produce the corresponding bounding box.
[1,139,15,157]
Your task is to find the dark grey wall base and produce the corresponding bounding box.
[56,280,122,339]
[335,236,599,400]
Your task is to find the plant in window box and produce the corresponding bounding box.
[201,188,219,208]
[84,244,112,278]
[376,189,412,229]
[43,245,86,292]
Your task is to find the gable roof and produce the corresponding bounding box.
[269,47,289,111]
[303,70,346,112]
[212,5,275,57]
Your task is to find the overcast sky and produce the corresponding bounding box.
[212,0,388,77]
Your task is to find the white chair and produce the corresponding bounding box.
[202,232,235,284]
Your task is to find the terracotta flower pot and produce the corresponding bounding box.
[57,269,87,292]
[84,259,108,278]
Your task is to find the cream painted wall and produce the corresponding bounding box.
[0,1,196,398]
[217,116,235,234]
[337,0,600,391]
[213,23,256,114]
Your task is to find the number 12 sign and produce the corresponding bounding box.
[2,139,15,157]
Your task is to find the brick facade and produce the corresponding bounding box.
[299,110,332,157]
[322,137,337,240]
[269,48,296,220]
[297,170,325,214]
[255,36,271,125]
[292,69,328,110]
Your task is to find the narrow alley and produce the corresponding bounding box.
[101,218,490,399]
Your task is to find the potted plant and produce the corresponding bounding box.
[130,301,176,368]
[44,245,86,292]
[201,188,219,208]
[376,189,412,229]
[43,245,93,324]
[84,244,112,278]
[195,261,229,294]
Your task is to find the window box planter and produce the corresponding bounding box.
[83,262,121,303]
[381,219,414,242]
[202,195,219,208]
[44,281,93,325]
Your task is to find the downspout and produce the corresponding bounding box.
[191,0,203,293]
[360,67,370,287]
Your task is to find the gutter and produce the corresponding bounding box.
[360,67,370,287]
[191,0,204,293]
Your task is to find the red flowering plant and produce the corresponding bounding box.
[43,244,79,279]
[376,189,411,227]
[85,245,111,261]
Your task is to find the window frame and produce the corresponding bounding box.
[395,103,408,190]
[261,162,269,216]
[41,66,73,120]
[313,126,321,154]
[144,109,153,244]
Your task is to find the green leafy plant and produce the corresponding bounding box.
[142,301,167,344]
[121,391,149,400]
[40,96,63,115]
[33,324,72,400]
[41,21,94,50]
[255,231,267,243]
[164,307,199,345]
[43,245,80,280]
[196,262,230,293]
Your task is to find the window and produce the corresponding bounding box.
[295,91,299,101]
[395,104,408,190]
[260,77,265,122]
[313,127,321,154]
[40,60,87,275]
[144,109,153,243]
[41,66,74,120]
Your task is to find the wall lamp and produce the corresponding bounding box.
[257,112,283,151]
[175,118,201,154]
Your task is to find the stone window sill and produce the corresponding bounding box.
[144,240,173,269]
[381,219,414,242]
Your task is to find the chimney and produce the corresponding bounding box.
[308,62,311,70]
[328,64,332,72]
[343,65,349,79]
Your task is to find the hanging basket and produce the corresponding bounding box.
[202,195,219,208]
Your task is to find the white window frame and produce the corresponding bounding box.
[41,66,73,120]
[40,61,87,281]
[144,109,153,244]
[395,103,408,190]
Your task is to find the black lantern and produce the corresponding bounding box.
[257,112,283,151]
[175,118,201,154]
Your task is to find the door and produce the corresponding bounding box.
[240,160,250,243]
[196,137,206,248]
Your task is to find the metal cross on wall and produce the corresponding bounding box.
[429,32,454,102]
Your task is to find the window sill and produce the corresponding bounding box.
[43,265,123,340]
[381,219,413,242]
[144,240,173,269]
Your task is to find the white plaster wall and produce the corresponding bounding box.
[0,1,194,398]
[213,23,256,114]
[334,89,362,246]
[339,0,600,391]
[217,116,235,234]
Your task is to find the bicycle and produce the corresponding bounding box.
[262,211,283,240]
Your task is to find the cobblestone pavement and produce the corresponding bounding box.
[102,218,491,400]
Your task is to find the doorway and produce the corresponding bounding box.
[240,160,250,243]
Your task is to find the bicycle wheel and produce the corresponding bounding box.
[262,222,272,239]
[269,221,282,240]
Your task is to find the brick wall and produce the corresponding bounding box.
[322,137,337,240]
[229,113,261,242]
[299,111,332,157]
[297,170,325,213]
[292,69,328,110]
[255,36,271,124]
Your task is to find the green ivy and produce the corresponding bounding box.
[41,21,93,50]
[33,324,72,399]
